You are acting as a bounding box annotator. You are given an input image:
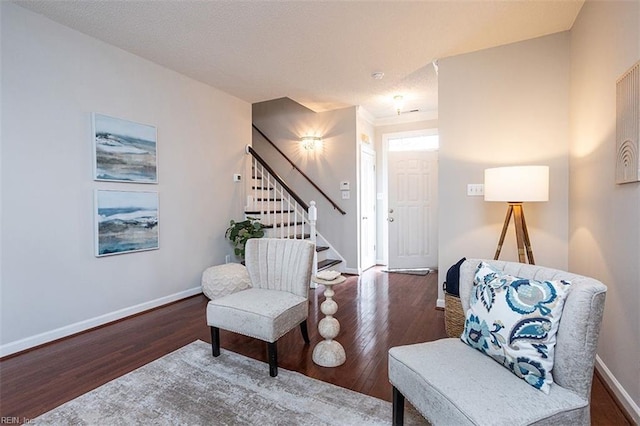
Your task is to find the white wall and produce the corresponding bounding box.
[0,3,250,355]
[252,98,358,269]
[569,0,640,418]
[438,33,571,304]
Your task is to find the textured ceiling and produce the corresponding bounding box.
[15,0,584,122]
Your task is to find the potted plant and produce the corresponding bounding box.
[225,216,265,258]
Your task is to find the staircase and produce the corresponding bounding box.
[245,146,344,282]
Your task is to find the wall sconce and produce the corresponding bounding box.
[484,165,549,264]
[394,95,404,115]
[301,135,322,151]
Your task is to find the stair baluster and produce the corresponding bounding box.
[246,147,343,281]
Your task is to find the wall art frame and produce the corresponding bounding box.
[93,113,158,183]
[95,189,159,257]
[615,60,640,184]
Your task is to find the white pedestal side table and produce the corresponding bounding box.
[312,275,347,367]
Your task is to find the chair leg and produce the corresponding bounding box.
[267,341,278,377]
[300,320,310,344]
[210,327,220,357]
[392,386,405,426]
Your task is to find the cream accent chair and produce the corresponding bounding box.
[389,259,607,425]
[206,238,315,377]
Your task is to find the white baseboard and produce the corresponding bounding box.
[595,355,640,424]
[436,298,445,309]
[0,287,203,358]
[342,267,360,275]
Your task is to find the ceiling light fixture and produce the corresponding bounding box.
[393,95,404,115]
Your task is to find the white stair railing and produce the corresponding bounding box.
[248,153,320,283]
[247,151,316,244]
[246,145,348,285]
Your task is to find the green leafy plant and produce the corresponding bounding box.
[225,216,265,257]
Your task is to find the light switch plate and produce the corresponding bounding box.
[341,191,350,199]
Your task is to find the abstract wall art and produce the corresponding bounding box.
[93,113,158,183]
[95,190,159,256]
[616,61,640,184]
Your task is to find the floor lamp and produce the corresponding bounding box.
[484,166,549,264]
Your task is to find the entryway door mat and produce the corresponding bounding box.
[382,268,433,276]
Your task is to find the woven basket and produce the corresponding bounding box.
[444,292,465,338]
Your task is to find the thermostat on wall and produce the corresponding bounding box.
[340,181,350,191]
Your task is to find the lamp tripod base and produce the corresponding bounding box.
[494,202,535,264]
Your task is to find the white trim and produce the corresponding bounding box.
[595,355,640,424]
[359,146,377,272]
[436,298,445,309]
[0,287,203,358]
[356,105,375,126]
[383,128,439,140]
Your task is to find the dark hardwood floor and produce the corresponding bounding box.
[0,268,630,425]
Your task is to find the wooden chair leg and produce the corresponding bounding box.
[210,327,220,357]
[267,342,278,377]
[392,386,405,426]
[300,320,310,344]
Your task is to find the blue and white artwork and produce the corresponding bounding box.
[95,190,159,256]
[93,113,157,183]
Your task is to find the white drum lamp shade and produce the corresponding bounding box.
[484,165,549,264]
[484,166,549,202]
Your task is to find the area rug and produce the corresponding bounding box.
[33,340,426,425]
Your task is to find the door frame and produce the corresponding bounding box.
[359,145,377,272]
[381,128,439,266]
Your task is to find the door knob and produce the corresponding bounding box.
[388,217,394,222]
[389,208,394,214]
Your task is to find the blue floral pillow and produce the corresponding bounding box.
[460,261,571,394]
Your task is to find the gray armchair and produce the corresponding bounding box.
[389,259,607,425]
[206,238,315,377]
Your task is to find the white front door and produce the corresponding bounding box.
[360,148,376,271]
[387,149,438,269]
